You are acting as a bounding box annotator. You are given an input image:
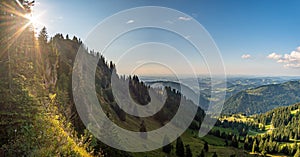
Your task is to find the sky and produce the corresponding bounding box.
[32,0,300,76]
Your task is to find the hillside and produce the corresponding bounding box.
[222,80,300,115]
[213,103,300,156]
[0,1,95,156]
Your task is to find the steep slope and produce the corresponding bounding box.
[53,35,206,156]
[223,80,300,115]
[0,1,94,156]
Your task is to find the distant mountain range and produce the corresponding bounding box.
[144,77,300,115]
[223,80,300,115]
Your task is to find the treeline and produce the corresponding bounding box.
[243,134,299,156]
[92,46,205,128]
[245,103,300,156]
[162,136,217,157]
[212,103,300,156]
[47,28,206,156]
[253,103,300,142]
[214,119,249,136]
[36,22,206,157]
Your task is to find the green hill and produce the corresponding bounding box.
[223,80,300,115]
[215,103,300,156]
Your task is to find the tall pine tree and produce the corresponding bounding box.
[176,137,185,157]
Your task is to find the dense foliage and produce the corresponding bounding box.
[0,1,95,156]
[213,103,300,156]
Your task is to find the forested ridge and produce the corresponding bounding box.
[0,1,206,156]
[223,80,300,115]
[212,103,300,156]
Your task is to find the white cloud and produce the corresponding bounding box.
[178,16,192,21]
[267,52,282,60]
[126,20,134,24]
[241,54,251,59]
[267,46,300,68]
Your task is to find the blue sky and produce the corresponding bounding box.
[33,0,300,76]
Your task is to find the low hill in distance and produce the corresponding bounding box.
[223,80,300,115]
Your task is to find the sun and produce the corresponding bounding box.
[24,13,44,29]
[25,14,38,25]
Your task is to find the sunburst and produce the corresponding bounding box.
[0,0,45,57]
[24,11,46,30]
[1,0,45,34]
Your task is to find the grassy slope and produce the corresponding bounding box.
[132,129,250,157]
[34,94,93,157]
[97,89,251,157]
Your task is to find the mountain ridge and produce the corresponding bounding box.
[223,80,300,115]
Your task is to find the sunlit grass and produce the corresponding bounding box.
[219,114,254,123]
[291,109,299,115]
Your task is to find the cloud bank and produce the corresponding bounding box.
[178,16,192,21]
[267,46,300,68]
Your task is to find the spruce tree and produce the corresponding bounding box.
[204,141,209,152]
[198,149,205,157]
[176,137,185,157]
[185,144,192,157]
[162,135,172,154]
[212,152,218,157]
